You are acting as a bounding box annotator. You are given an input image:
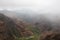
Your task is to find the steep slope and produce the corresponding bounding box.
[0,13,33,40]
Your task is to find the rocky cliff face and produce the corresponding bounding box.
[39,31,60,40]
[0,13,33,40]
[0,13,15,40]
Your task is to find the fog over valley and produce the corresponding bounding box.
[0,0,60,40]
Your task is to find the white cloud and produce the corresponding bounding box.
[0,0,60,13]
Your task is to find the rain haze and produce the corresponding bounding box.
[0,0,60,22]
[0,0,60,40]
[0,0,60,13]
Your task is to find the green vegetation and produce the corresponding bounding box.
[16,35,39,40]
[15,25,40,40]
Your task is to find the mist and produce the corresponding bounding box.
[0,0,60,13]
[1,0,60,40]
[0,0,60,31]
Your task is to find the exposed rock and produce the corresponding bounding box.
[39,31,60,40]
[0,13,33,40]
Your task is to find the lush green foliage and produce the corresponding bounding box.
[16,35,39,40]
[15,26,40,40]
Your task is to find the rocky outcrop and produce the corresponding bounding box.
[0,13,33,40]
[39,31,60,40]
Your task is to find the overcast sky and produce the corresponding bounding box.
[0,0,60,13]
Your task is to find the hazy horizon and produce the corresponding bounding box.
[0,0,60,14]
